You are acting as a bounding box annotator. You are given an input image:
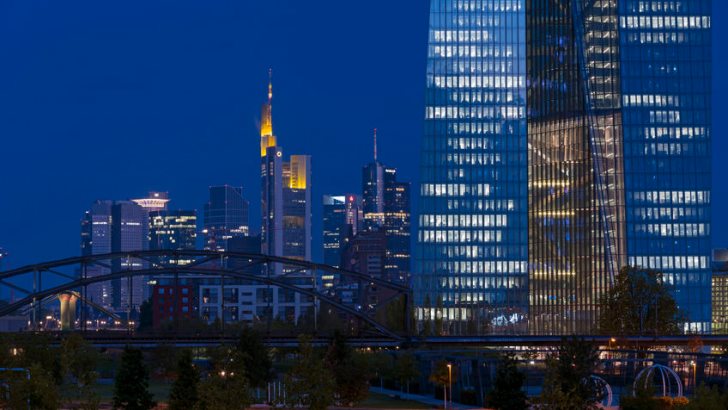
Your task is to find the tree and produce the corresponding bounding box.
[325,332,371,406]
[60,333,100,409]
[1,363,60,410]
[285,335,335,410]
[137,299,153,332]
[599,266,680,336]
[393,352,420,394]
[421,294,432,336]
[236,326,273,389]
[538,337,604,410]
[113,346,155,410]
[429,360,455,403]
[195,345,251,410]
[168,350,199,410]
[686,383,728,410]
[369,351,394,388]
[150,343,178,380]
[486,352,527,410]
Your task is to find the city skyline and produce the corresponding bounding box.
[0,1,724,305]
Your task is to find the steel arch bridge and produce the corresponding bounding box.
[0,250,411,340]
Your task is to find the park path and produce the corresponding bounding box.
[368,386,483,410]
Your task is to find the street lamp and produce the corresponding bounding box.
[690,361,697,387]
[447,363,452,409]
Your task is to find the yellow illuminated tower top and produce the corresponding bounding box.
[260,68,276,156]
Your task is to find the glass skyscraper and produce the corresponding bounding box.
[415,0,711,335]
[416,0,529,335]
[203,185,250,252]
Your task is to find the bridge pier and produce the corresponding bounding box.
[58,293,78,330]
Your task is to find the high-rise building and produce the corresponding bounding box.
[81,201,114,307]
[415,0,711,335]
[712,249,728,335]
[81,200,149,310]
[340,230,388,310]
[323,194,362,269]
[323,195,348,268]
[258,70,313,324]
[361,130,411,285]
[260,71,312,273]
[203,185,250,251]
[149,210,197,264]
[111,201,148,310]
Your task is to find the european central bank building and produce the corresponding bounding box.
[415,0,712,335]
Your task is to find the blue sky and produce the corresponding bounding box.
[0,1,724,278]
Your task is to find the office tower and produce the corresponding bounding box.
[227,234,263,274]
[361,130,411,285]
[619,0,712,334]
[203,185,250,251]
[712,249,728,335]
[323,195,347,268]
[260,71,312,273]
[340,230,388,310]
[415,0,711,335]
[149,210,197,264]
[80,201,114,307]
[111,201,148,310]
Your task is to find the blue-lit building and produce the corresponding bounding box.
[203,185,250,252]
[619,0,712,333]
[415,0,711,335]
[416,0,529,335]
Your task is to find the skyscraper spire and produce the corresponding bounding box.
[268,68,273,102]
[260,68,276,156]
[373,128,378,162]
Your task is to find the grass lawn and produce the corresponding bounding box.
[91,380,172,402]
[356,392,433,409]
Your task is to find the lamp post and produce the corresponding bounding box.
[690,361,697,388]
[447,363,452,409]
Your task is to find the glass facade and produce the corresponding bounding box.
[203,185,250,252]
[416,0,529,335]
[619,0,712,333]
[527,0,626,334]
[416,0,711,335]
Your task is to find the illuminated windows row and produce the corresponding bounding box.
[626,31,687,44]
[621,15,710,29]
[630,190,709,205]
[426,260,528,274]
[641,126,706,140]
[420,213,508,228]
[420,229,503,243]
[449,90,516,104]
[623,94,680,107]
[649,110,681,124]
[445,199,516,212]
[427,105,524,120]
[632,206,704,221]
[445,153,501,165]
[628,255,709,270]
[453,0,522,13]
[432,30,490,42]
[634,223,709,237]
[440,275,525,291]
[431,45,516,59]
[431,75,525,89]
[421,183,491,197]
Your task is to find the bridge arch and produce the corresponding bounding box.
[0,250,410,340]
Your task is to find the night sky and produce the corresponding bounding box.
[0,1,725,283]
